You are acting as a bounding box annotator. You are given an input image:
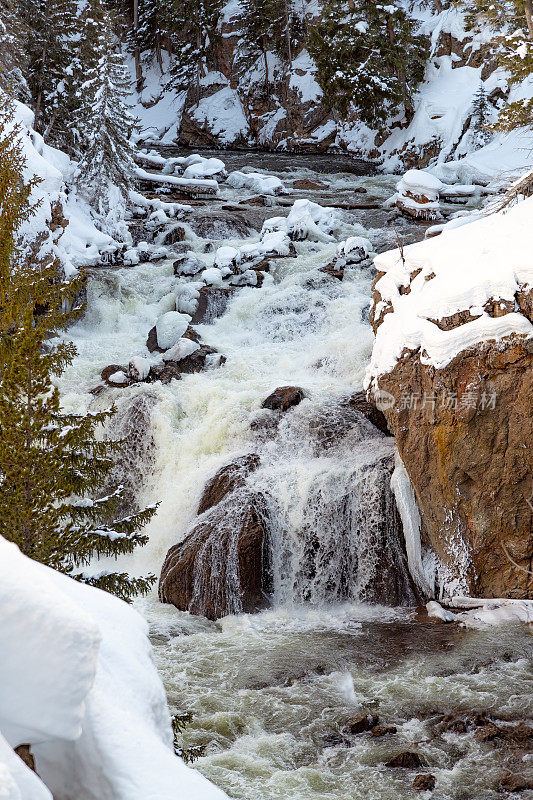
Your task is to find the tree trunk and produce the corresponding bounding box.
[284,0,292,65]
[524,0,533,40]
[263,44,270,99]
[133,0,143,93]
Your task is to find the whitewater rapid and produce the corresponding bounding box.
[58,159,532,800]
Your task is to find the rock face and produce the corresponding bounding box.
[159,455,270,619]
[369,284,533,598]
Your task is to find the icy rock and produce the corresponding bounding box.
[123,248,140,266]
[394,170,443,221]
[227,171,284,196]
[107,370,129,386]
[155,311,191,350]
[156,292,177,315]
[128,357,151,382]
[261,200,337,243]
[173,254,206,277]
[201,267,225,287]
[214,246,240,270]
[336,236,372,264]
[176,285,201,316]
[261,386,305,412]
[230,270,258,287]
[426,601,456,623]
[162,338,201,362]
[149,247,171,261]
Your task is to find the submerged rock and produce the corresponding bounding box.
[413,774,436,791]
[498,772,527,793]
[197,454,261,515]
[386,752,423,769]
[345,714,379,734]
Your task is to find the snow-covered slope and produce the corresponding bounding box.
[5,95,128,273]
[366,196,533,385]
[0,537,228,800]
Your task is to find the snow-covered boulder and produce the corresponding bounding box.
[227,171,285,196]
[213,246,240,270]
[129,357,151,381]
[394,170,443,220]
[336,236,372,265]
[183,157,226,180]
[262,199,337,242]
[162,338,201,362]
[155,311,191,350]
[201,267,226,287]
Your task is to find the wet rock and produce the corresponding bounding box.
[502,722,533,744]
[197,454,261,515]
[261,386,305,412]
[148,344,220,384]
[146,325,162,353]
[474,722,501,742]
[186,209,257,239]
[386,752,423,769]
[348,391,392,436]
[321,263,345,281]
[345,714,379,735]
[293,178,327,190]
[158,224,186,246]
[372,725,398,737]
[413,774,436,791]
[101,364,128,385]
[191,285,236,324]
[159,492,270,620]
[498,771,527,792]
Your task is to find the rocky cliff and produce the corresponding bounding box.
[366,199,533,599]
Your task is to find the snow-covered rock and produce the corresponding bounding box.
[129,357,151,381]
[262,199,338,243]
[162,338,201,362]
[227,171,284,196]
[107,370,129,385]
[155,311,191,350]
[336,236,372,265]
[392,169,443,220]
[426,601,456,623]
[183,157,226,180]
[201,267,226,287]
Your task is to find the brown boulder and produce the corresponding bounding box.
[100,364,128,385]
[386,752,423,769]
[292,178,327,190]
[197,454,260,515]
[345,714,379,734]
[498,772,527,793]
[148,344,221,384]
[474,722,500,742]
[261,386,305,412]
[372,725,398,737]
[159,455,270,619]
[159,495,269,620]
[191,286,236,324]
[413,774,436,791]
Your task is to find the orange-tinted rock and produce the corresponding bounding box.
[386,752,423,769]
[197,454,260,515]
[413,774,436,791]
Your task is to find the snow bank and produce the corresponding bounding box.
[3,95,118,276]
[366,195,533,385]
[426,597,533,627]
[227,170,284,195]
[191,87,250,145]
[0,536,228,800]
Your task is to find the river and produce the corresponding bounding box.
[58,153,533,800]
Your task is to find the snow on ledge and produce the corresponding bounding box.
[365,195,533,386]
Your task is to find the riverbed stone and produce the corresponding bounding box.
[261,386,305,412]
[413,774,436,791]
[345,714,379,734]
[386,752,423,769]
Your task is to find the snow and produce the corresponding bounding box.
[162,338,201,362]
[336,236,372,264]
[226,170,285,195]
[427,597,533,627]
[399,170,443,198]
[108,370,129,385]
[365,195,533,385]
[183,158,226,180]
[262,199,338,243]
[135,167,219,195]
[191,87,250,145]
[0,536,229,800]
[129,357,151,381]
[289,50,323,103]
[155,311,191,350]
[426,600,456,622]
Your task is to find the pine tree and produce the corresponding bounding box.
[308,0,428,126]
[128,0,167,73]
[463,0,533,130]
[0,98,156,602]
[166,0,222,103]
[0,0,28,97]
[471,85,492,148]
[18,0,82,141]
[240,0,287,94]
[75,3,138,219]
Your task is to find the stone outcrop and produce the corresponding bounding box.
[369,281,533,598]
[159,455,270,619]
[261,386,305,412]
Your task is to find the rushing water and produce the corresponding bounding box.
[59,156,533,800]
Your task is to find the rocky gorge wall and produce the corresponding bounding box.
[367,231,533,600]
